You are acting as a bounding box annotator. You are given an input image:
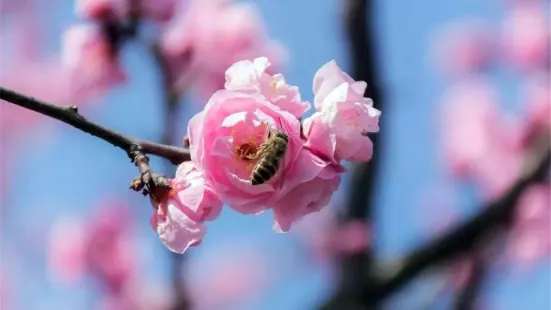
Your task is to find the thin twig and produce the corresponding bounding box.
[0,86,190,164]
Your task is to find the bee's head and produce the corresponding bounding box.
[274,131,289,142]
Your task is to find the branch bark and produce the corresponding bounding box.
[0,86,190,164]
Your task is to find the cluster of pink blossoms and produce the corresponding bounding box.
[159,0,285,98]
[150,57,381,254]
[48,202,172,310]
[436,0,550,269]
[64,0,285,101]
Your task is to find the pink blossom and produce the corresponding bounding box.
[520,76,551,144]
[272,167,341,233]
[150,161,223,254]
[431,20,494,76]
[76,0,175,21]
[160,0,285,98]
[304,60,380,162]
[186,246,268,309]
[224,57,310,118]
[61,23,126,101]
[508,184,551,269]
[501,2,550,71]
[187,89,340,231]
[47,216,86,284]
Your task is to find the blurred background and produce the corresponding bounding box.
[0,0,549,309]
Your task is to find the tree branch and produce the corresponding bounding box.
[150,43,192,310]
[0,86,190,196]
[0,86,190,164]
[365,136,550,303]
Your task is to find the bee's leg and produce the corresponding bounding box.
[244,143,266,160]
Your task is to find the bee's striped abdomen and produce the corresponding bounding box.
[251,155,281,185]
[250,131,288,186]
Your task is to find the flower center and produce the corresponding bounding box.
[236,142,258,161]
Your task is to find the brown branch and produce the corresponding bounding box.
[0,86,190,195]
[321,0,384,308]
[150,43,192,310]
[0,86,190,164]
[364,136,550,304]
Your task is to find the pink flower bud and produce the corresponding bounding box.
[61,24,126,101]
[150,162,223,254]
[224,57,311,118]
[304,60,380,162]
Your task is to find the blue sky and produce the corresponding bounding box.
[1,0,549,309]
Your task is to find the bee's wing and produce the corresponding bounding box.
[255,141,270,158]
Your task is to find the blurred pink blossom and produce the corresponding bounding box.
[76,0,127,20]
[46,202,138,294]
[501,2,550,71]
[47,215,86,284]
[84,203,138,294]
[304,60,380,162]
[432,20,494,76]
[520,76,551,145]
[224,57,311,118]
[96,283,173,310]
[150,161,223,254]
[61,23,126,102]
[186,246,269,310]
[160,0,285,99]
[0,59,75,138]
[508,184,551,269]
[76,0,175,21]
[440,80,524,198]
[293,206,370,263]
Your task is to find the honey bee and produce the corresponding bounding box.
[244,123,289,186]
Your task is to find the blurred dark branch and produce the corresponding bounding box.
[453,253,486,310]
[150,43,191,310]
[0,86,190,164]
[321,0,384,308]
[365,135,550,303]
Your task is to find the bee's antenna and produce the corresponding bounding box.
[277,116,301,136]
